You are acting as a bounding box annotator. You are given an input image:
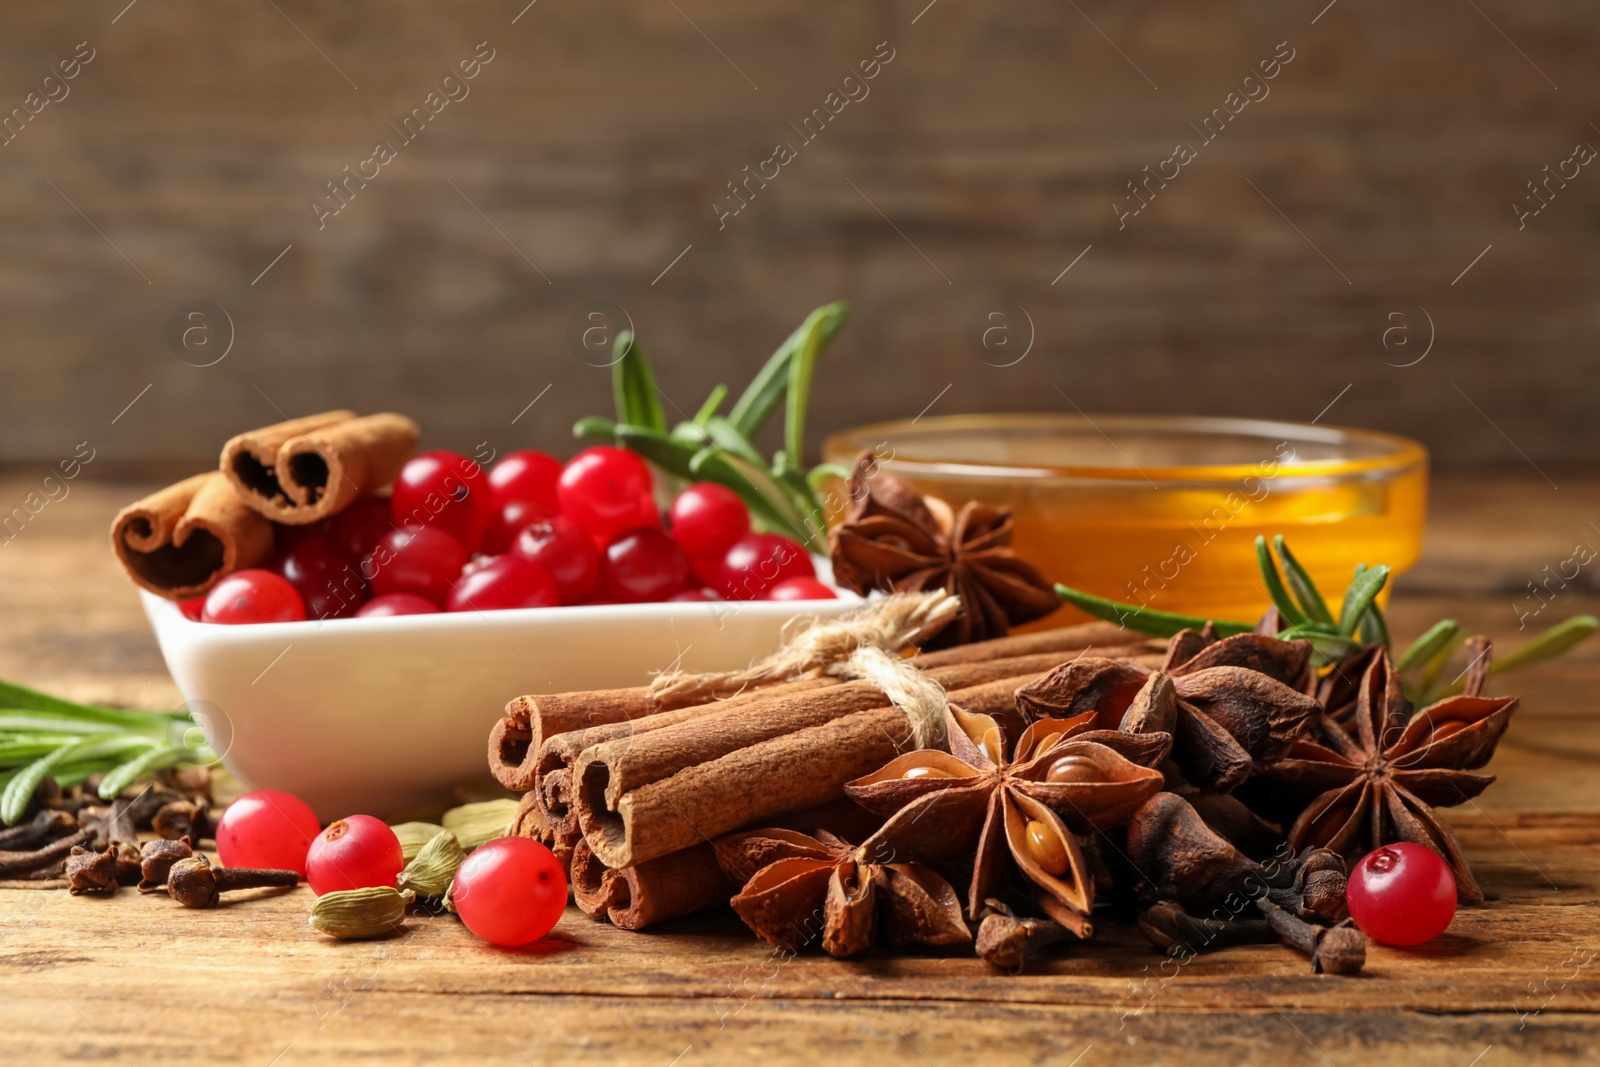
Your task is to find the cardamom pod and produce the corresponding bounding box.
[396,830,465,899]
[390,821,448,863]
[309,886,414,940]
[440,799,518,851]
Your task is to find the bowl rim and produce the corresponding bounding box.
[824,413,1428,484]
[141,577,863,644]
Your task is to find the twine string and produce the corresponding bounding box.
[647,590,960,751]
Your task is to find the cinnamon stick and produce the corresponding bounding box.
[912,620,1152,667]
[110,471,275,600]
[573,650,1126,829]
[580,704,914,868]
[488,620,1156,789]
[221,410,419,524]
[489,677,836,792]
[570,838,734,930]
[510,790,555,851]
[557,647,1161,869]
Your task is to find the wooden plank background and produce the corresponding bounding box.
[0,1,1595,471]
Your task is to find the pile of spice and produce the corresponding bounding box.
[482,458,1568,972]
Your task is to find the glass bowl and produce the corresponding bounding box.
[823,414,1428,625]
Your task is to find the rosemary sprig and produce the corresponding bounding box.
[0,677,211,825]
[574,303,850,553]
[1055,534,1596,703]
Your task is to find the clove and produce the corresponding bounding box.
[0,827,94,878]
[65,846,120,896]
[138,837,195,894]
[1265,848,1349,925]
[165,765,214,802]
[0,809,78,851]
[121,787,184,830]
[1125,793,1262,908]
[1254,896,1365,975]
[152,799,217,843]
[1138,900,1276,955]
[166,854,299,909]
[110,840,142,886]
[975,899,1072,972]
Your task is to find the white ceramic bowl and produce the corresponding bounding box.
[142,566,861,819]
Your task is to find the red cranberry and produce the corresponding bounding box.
[717,533,815,601]
[357,593,441,617]
[489,450,562,516]
[668,483,750,560]
[364,526,468,607]
[557,447,657,544]
[766,577,837,601]
[600,527,693,603]
[391,451,492,552]
[326,496,394,566]
[278,535,367,620]
[446,554,559,612]
[513,515,601,604]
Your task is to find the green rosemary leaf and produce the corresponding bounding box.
[1397,619,1460,673]
[2,737,120,825]
[1255,537,1309,628]
[1275,624,1360,665]
[610,332,668,435]
[0,712,133,735]
[613,424,698,479]
[1491,615,1599,676]
[0,682,165,729]
[572,415,619,442]
[96,743,183,801]
[669,421,710,446]
[806,463,852,492]
[0,737,87,762]
[1273,535,1335,626]
[784,307,832,473]
[701,416,768,468]
[1358,602,1390,649]
[771,462,827,547]
[693,385,728,426]
[1053,584,1255,639]
[1416,628,1467,703]
[1337,564,1390,637]
[727,302,849,437]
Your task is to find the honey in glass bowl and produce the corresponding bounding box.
[822,414,1428,625]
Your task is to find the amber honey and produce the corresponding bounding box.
[823,415,1428,625]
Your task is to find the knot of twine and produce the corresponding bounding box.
[648,590,960,751]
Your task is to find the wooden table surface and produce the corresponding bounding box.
[3,476,1599,1066]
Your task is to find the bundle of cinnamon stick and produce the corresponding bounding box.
[490,612,1164,930]
[110,411,418,599]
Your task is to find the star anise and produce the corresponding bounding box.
[827,450,1058,648]
[715,827,969,957]
[1013,630,1320,794]
[1255,646,1517,902]
[845,705,1167,934]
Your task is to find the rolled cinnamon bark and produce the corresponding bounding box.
[510,790,555,849]
[109,472,275,600]
[221,410,419,524]
[570,838,735,930]
[489,677,837,792]
[912,620,1152,667]
[520,679,841,866]
[582,705,915,869]
[573,651,1106,869]
[488,620,1155,790]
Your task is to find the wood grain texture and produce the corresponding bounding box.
[2,473,1600,1062]
[0,2,1596,469]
